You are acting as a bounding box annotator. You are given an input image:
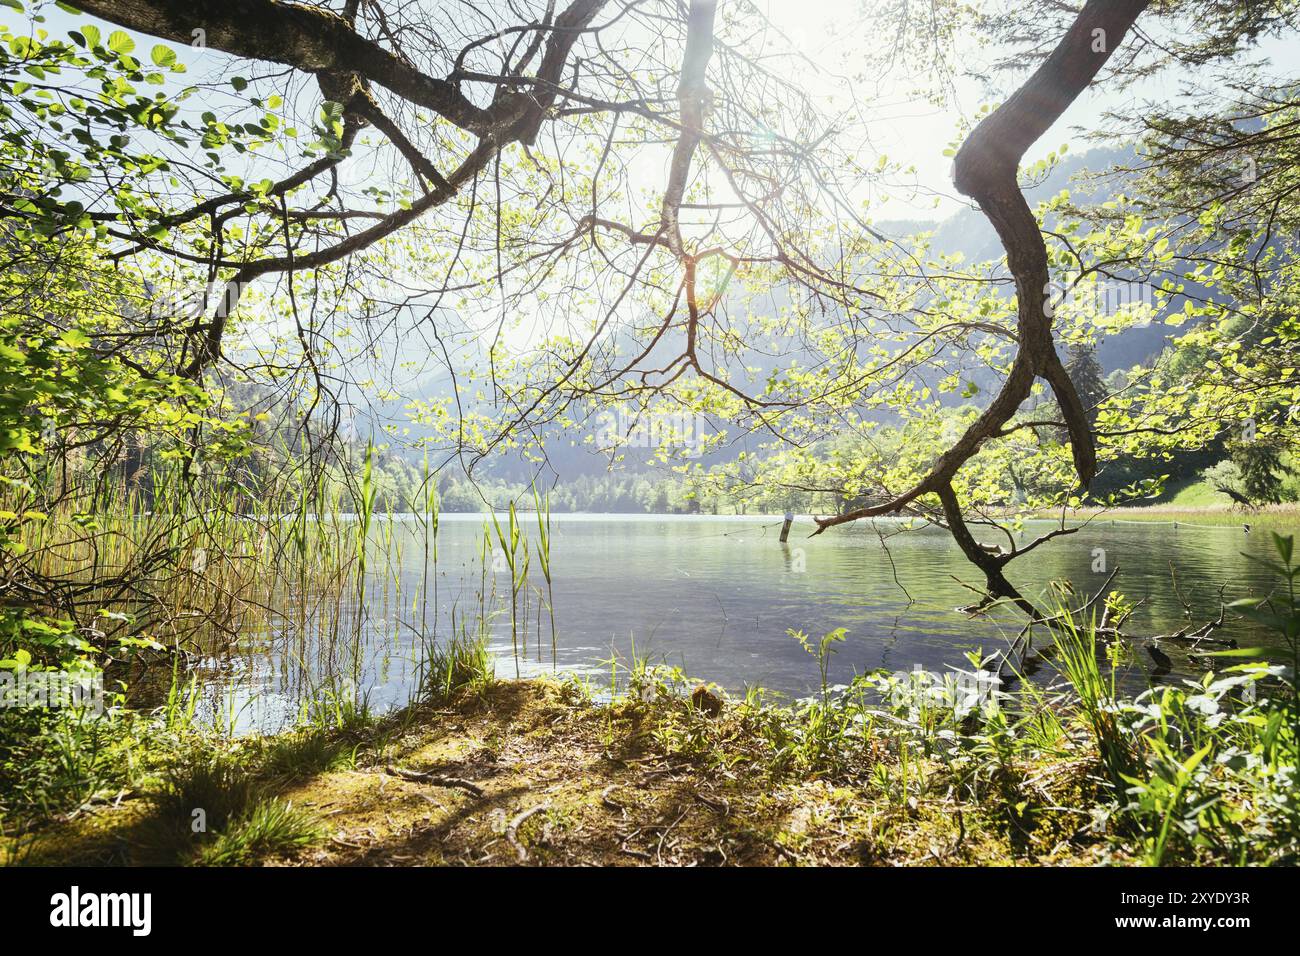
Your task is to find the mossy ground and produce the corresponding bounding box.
[7,679,1129,867]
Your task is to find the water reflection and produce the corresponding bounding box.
[188,514,1286,733]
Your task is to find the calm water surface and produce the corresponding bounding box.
[190,514,1287,732]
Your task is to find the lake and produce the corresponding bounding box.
[187,513,1288,733]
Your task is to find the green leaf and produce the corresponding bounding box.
[107,30,135,54]
[150,44,177,67]
[1205,646,1290,664]
[0,648,32,671]
[59,327,91,349]
[1271,532,1294,566]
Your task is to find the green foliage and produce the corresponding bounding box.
[193,798,323,866]
[0,700,138,834]
[424,626,494,703]
[788,626,847,703]
[1064,342,1107,426]
[151,750,256,837]
[1231,439,1288,505]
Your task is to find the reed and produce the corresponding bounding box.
[533,485,557,668]
[490,502,529,677]
[1044,602,1138,787]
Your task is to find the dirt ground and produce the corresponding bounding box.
[14,679,1114,866]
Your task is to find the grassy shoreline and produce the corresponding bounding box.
[6,639,1296,866]
[1038,503,1300,529]
[0,677,1123,867]
[5,535,1297,869]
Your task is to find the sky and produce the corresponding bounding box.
[759,0,1300,218]
[761,0,978,216]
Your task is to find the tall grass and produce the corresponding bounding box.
[424,618,494,703]
[533,485,557,669]
[2,453,366,680]
[194,798,323,866]
[491,502,529,677]
[1045,605,1138,787]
